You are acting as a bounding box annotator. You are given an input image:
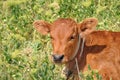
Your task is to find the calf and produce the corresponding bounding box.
[33,18,120,80]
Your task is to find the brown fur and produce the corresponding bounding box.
[65,31,120,80]
[33,18,120,80]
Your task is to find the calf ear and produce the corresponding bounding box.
[33,20,51,35]
[78,18,98,37]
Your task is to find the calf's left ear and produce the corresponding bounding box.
[78,18,98,37]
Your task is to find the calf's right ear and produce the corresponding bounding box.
[33,20,51,35]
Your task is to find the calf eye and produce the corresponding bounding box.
[69,36,75,41]
[70,36,74,40]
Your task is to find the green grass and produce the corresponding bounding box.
[0,0,120,80]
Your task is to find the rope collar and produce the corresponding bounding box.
[70,34,85,61]
[70,34,81,61]
[63,35,85,80]
[75,36,85,80]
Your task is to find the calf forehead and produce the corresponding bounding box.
[51,18,77,38]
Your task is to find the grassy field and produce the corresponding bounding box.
[0,0,120,80]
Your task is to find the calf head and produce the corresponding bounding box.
[33,18,98,64]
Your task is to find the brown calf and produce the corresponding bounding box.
[33,18,120,80]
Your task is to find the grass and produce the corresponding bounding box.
[0,0,120,80]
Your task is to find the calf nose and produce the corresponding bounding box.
[52,54,64,62]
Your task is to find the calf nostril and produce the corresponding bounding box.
[52,55,57,60]
[60,55,64,60]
